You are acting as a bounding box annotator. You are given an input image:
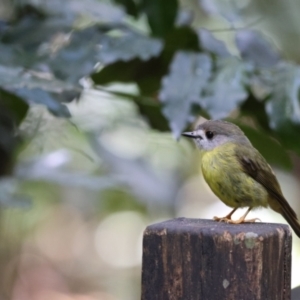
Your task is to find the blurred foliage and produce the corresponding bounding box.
[1,0,300,297]
[0,0,300,200]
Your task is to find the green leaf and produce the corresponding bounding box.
[159,51,212,138]
[47,26,104,83]
[198,29,230,57]
[12,88,71,117]
[199,57,251,119]
[1,15,73,68]
[248,70,273,101]
[1,17,122,84]
[97,31,163,64]
[140,0,178,37]
[175,9,194,26]
[235,30,280,67]
[48,27,164,83]
[16,0,125,24]
[198,0,251,22]
[0,64,79,117]
[266,62,300,129]
[0,65,77,92]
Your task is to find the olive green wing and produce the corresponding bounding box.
[235,144,300,237]
[234,144,297,218]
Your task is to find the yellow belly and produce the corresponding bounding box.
[201,143,268,208]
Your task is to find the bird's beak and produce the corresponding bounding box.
[182,131,198,139]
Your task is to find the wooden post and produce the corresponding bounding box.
[141,218,292,300]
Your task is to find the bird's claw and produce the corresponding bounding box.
[213,216,261,224]
[213,216,232,223]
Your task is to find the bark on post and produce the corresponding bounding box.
[141,218,292,300]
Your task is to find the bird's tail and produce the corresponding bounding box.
[279,203,300,238]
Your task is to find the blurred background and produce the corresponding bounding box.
[1,0,300,299]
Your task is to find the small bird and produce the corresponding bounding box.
[182,119,300,237]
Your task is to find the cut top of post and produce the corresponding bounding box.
[145,218,291,238]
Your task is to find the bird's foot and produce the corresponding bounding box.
[227,217,261,224]
[213,216,232,223]
[213,216,261,224]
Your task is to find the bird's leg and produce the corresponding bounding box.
[213,207,238,223]
[226,207,260,224]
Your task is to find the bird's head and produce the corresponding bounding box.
[182,120,251,151]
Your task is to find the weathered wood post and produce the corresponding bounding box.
[142,218,292,300]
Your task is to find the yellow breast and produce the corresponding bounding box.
[200,143,268,208]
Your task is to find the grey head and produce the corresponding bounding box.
[182,120,251,151]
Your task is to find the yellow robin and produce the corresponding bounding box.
[182,120,300,237]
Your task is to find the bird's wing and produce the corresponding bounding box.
[234,144,297,218]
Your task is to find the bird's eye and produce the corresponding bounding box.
[206,131,214,139]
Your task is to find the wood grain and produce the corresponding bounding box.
[141,218,292,300]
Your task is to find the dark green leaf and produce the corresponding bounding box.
[0,90,27,176]
[266,62,300,129]
[163,26,200,54]
[114,0,138,17]
[0,89,29,125]
[92,60,141,85]
[98,32,163,64]
[0,44,19,66]
[159,51,212,138]
[0,113,20,154]
[137,104,169,131]
[0,144,14,176]
[198,28,230,57]
[236,30,280,67]
[140,0,178,37]
[199,57,251,119]
[274,123,300,157]
[92,57,165,96]
[240,95,270,131]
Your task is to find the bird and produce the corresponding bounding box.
[182,119,300,237]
